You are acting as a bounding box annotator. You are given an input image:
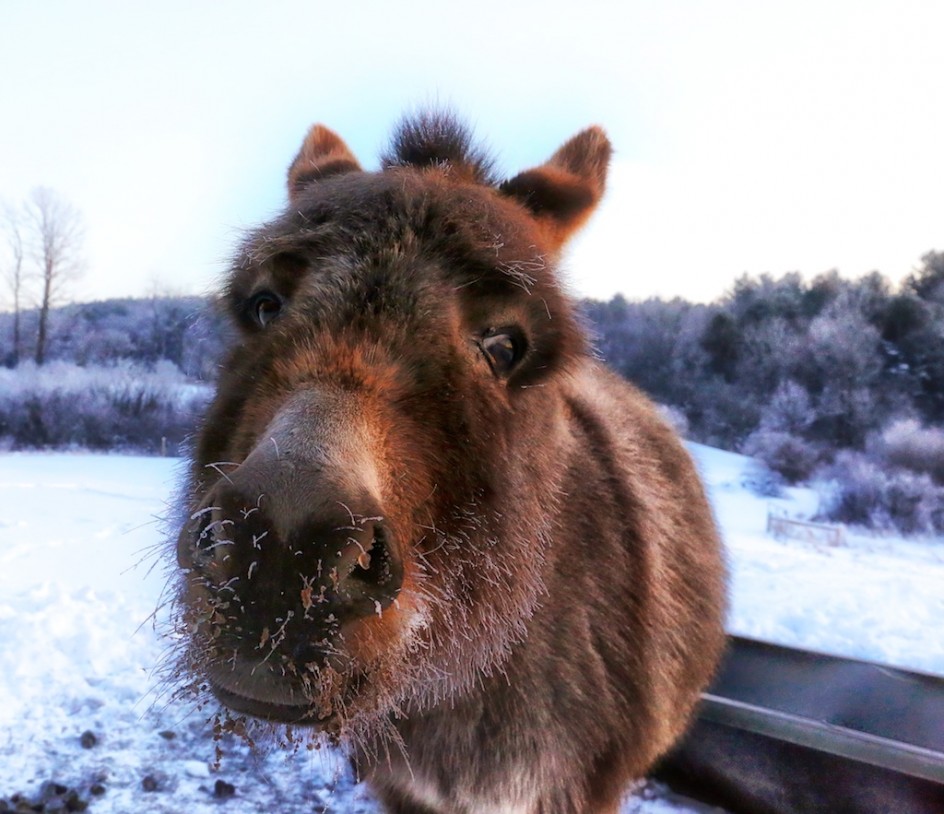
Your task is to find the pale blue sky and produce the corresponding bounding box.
[2,1,943,304]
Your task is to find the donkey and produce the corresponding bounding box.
[173,111,726,814]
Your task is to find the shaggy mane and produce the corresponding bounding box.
[380,111,498,186]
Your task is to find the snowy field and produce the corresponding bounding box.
[1,447,942,812]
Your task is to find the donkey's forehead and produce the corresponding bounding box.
[236,170,547,291]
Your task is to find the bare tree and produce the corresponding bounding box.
[24,187,84,365]
[1,203,28,365]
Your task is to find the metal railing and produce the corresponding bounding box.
[655,636,944,813]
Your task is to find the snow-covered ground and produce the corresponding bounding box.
[1,447,942,812]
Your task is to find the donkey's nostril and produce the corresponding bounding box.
[179,504,234,571]
[352,527,386,579]
[196,509,233,553]
[341,524,403,613]
[180,484,273,579]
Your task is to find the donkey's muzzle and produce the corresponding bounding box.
[181,481,402,616]
[177,387,405,671]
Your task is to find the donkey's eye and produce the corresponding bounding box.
[480,329,524,377]
[248,291,282,328]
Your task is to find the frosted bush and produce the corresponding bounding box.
[871,418,944,484]
[816,450,944,535]
[742,427,822,484]
[0,361,211,454]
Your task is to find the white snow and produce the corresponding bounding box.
[0,447,941,811]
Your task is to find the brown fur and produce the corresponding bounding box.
[172,111,726,814]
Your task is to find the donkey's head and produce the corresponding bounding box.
[173,112,611,741]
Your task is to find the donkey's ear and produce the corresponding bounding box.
[499,126,611,251]
[287,124,362,204]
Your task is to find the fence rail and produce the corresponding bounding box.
[766,513,846,546]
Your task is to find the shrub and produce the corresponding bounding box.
[870,417,944,484]
[742,428,822,484]
[815,450,944,535]
[0,360,210,455]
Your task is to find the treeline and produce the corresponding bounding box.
[0,294,226,378]
[585,251,944,534]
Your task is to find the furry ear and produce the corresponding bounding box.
[499,126,611,251]
[287,125,362,203]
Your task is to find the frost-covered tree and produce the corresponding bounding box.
[800,299,884,447]
[23,188,85,365]
[1,204,28,365]
[906,250,944,306]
